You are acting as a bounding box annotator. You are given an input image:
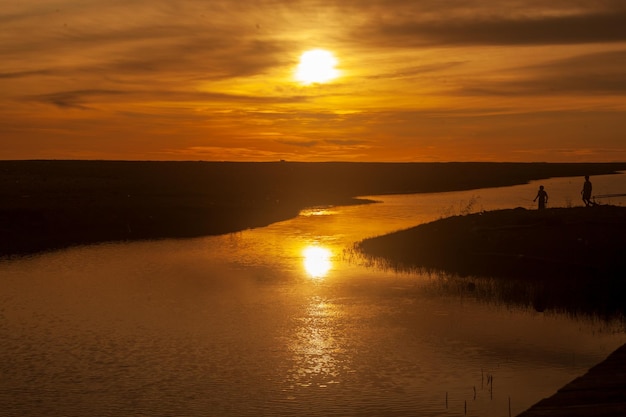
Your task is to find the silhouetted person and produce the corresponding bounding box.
[581,175,593,206]
[533,185,548,210]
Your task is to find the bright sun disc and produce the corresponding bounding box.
[295,49,339,85]
[303,246,332,278]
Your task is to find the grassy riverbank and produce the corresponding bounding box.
[2,160,626,257]
[357,205,626,279]
[357,205,626,317]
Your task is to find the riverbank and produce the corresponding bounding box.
[517,343,626,416]
[357,205,626,317]
[2,160,626,257]
[357,205,626,280]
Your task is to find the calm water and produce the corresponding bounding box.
[1,174,625,417]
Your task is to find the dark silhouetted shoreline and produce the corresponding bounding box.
[357,205,626,280]
[357,205,626,318]
[517,343,626,416]
[2,160,626,257]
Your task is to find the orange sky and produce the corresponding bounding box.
[2,1,626,162]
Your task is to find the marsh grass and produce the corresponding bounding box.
[355,205,626,322]
[438,195,482,219]
[353,249,626,324]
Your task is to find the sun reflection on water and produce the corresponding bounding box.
[299,207,336,217]
[288,296,345,390]
[302,246,333,279]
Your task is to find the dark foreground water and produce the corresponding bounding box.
[1,174,625,416]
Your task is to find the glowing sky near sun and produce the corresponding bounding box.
[1,1,626,162]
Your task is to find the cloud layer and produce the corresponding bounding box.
[1,0,625,161]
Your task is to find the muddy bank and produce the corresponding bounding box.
[2,160,625,257]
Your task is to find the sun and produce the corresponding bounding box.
[295,49,340,85]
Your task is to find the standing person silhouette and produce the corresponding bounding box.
[533,185,548,210]
[581,175,593,206]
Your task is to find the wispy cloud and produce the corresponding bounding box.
[0,70,55,79]
[356,11,626,47]
[365,61,466,80]
[26,89,128,109]
[458,50,626,96]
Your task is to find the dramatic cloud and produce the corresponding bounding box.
[458,50,626,96]
[1,0,625,161]
[357,11,626,47]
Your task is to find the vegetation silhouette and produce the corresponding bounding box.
[357,205,626,320]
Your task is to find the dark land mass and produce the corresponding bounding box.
[357,205,626,318]
[2,160,626,257]
[517,343,626,416]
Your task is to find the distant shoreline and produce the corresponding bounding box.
[2,160,626,257]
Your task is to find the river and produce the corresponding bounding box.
[1,173,625,416]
